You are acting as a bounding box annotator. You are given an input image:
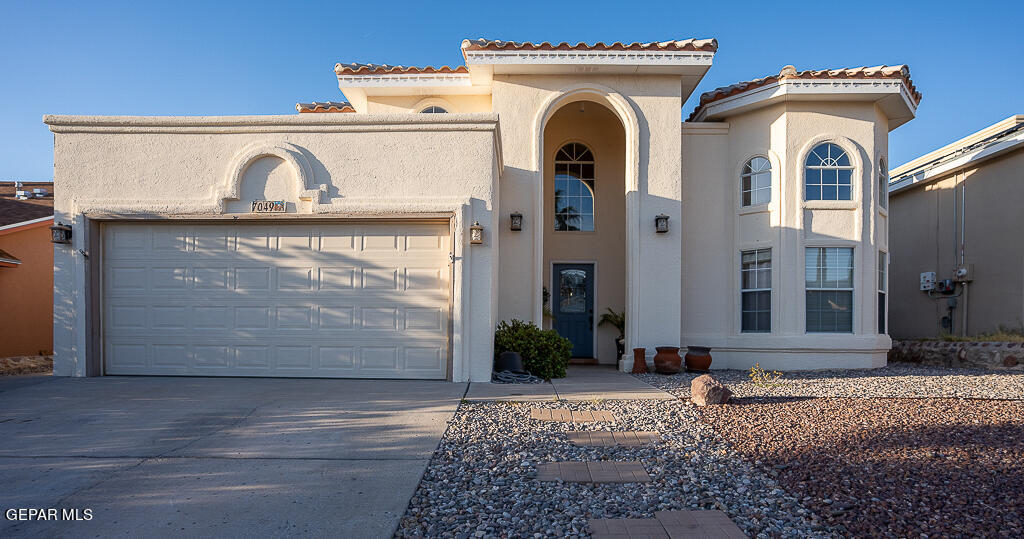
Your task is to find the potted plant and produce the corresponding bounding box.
[684,345,713,372]
[598,308,625,361]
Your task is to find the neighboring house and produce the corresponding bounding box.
[0,182,55,357]
[888,116,1024,339]
[44,38,919,380]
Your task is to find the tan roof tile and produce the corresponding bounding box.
[688,64,921,121]
[334,63,469,76]
[295,101,356,113]
[461,38,718,53]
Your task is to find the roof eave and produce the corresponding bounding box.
[690,78,918,130]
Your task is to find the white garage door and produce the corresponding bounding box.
[102,221,451,379]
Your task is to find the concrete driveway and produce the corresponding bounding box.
[0,375,466,538]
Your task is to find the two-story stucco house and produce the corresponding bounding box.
[44,38,920,381]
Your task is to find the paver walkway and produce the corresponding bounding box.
[536,461,651,483]
[530,408,616,422]
[566,431,660,446]
[590,510,747,539]
[464,365,674,401]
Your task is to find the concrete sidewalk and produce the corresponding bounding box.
[0,376,466,538]
[465,365,674,401]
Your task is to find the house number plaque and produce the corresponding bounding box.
[251,200,286,213]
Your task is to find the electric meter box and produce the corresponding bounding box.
[920,271,936,291]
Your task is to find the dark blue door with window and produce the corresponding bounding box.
[553,264,595,358]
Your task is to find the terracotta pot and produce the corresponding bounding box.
[653,346,682,375]
[684,345,713,372]
[631,347,648,374]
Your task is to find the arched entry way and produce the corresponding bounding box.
[541,99,628,364]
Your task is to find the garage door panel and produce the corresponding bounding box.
[103,222,450,379]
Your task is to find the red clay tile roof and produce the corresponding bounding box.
[461,38,718,53]
[334,63,469,76]
[688,65,921,121]
[0,182,54,228]
[295,101,356,113]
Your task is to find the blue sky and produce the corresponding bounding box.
[2,0,1021,181]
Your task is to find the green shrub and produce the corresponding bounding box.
[494,319,572,380]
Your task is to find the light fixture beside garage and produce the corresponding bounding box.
[509,211,523,231]
[50,222,72,244]
[654,214,670,234]
[470,221,484,244]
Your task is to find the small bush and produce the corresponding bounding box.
[494,319,572,380]
[748,362,783,388]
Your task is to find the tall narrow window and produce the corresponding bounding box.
[805,143,854,201]
[554,143,595,231]
[741,157,771,206]
[878,252,887,333]
[878,158,888,209]
[806,247,854,332]
[741,248,771,332]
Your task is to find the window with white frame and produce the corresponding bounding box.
[741,156,771,206]
[554,143,596,232]
[878,158,888,209]
[878,251,887,334]
[420,106,448,113]
[741,248,771,332]
[805,143,854,201]
[806,247,854,332]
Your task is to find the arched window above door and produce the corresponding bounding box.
[554,142,595,231]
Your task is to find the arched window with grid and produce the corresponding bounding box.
[554,143,595,231]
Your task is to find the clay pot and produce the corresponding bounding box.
[684,345,713,372]
[653,346,682,374]
[631,347,648,374]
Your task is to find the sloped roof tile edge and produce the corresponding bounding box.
[460,38,718,52]
[295,101,356,113]
[334,63,470,76]
[687,65,921,121]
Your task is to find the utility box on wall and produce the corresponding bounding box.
[920,271,936,291]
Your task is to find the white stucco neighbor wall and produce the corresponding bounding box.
[44,113,502,382]
[680,102,892,370]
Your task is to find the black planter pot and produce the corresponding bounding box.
[494,351,526,373]
[614,337,625,361]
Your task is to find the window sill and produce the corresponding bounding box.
[738,203,771,216]
[802,201,858,211]
[877,207,889,218]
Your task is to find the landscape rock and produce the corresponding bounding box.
[690,374,733,406]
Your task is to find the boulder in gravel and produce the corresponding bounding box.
[691,374,732,406]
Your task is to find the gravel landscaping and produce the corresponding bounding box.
[396,400,839,538]
[696,397,1024,537]
[637,362,1024,400]
[0,355,52,376]
[398,363,1023,537]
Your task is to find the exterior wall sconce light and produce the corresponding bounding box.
[654,214,670,234]
[509,211,523,231]
[469,221,484,244]
[50,222,72,244]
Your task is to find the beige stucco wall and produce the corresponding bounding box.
[889,147,1024,339]
[680,101,891,369]
[45,114,501,381]
[541,102,626,364]
[365,95,492,114]
[492,74,684,360]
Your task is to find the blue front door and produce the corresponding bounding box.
[553,264,595,358]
